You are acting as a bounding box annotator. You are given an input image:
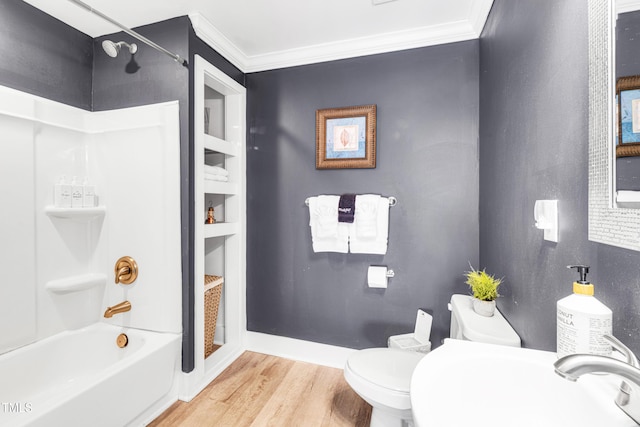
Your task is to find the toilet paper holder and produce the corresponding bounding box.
[367,266,395,289]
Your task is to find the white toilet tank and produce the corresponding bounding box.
[449,294,521,347]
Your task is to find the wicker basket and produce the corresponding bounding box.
[204,275,224,358]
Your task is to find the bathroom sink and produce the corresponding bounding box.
[410,339,637,427]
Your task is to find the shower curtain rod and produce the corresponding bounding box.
[67,0,188,67]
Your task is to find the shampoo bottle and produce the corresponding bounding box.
[54,175,72,208]
[557,265,612,358]
[71,176,83,208]
[82,177,96,207]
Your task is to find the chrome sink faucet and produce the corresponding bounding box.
[554,334,640,424]
[604,334,639,407]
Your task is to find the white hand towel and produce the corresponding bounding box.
[349,196,389,254]
[204,173,229,182]
[354,194,380,238]
[308,195,348,253]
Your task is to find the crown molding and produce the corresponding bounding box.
[190,0,493,73]
[188,13,248,72]
[469,0,495,35]
[241,21,477,73]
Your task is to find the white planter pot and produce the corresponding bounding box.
[473,298,496,317]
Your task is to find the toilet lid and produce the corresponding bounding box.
[346,348,424,393]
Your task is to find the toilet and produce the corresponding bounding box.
[344,294,521,427]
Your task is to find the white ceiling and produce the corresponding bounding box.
[22,0,494,72]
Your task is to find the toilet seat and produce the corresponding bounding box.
[344,348,424,410]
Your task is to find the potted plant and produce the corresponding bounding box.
[464,266,502,317]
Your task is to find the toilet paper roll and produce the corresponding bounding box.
[367,266,388,288]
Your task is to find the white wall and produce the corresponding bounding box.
[93,104,182,333]
[0,111,37,354]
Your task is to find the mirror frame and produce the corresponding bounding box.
[588,0,640,251]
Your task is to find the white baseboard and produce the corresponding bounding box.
[245,331,358,369]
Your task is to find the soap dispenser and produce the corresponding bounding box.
[556,265,612,358]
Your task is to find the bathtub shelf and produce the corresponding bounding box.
[45,273,107,294]
[45,206,106,220]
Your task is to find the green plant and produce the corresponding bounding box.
[465,266,502,301]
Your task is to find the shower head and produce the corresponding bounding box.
[101,40,137,58]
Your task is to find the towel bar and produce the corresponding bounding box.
[305,196,397,207]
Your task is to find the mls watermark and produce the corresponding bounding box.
[2,402,32,413]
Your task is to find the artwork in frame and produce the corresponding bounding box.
[617,75,640,157]
[316,104,376,169]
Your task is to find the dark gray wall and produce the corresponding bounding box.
[480,0,640,355]
[616,11,640,78]
[92,18,190,112]
[616,10,640,191]
[246,42,480,349]
[0,0,92,109]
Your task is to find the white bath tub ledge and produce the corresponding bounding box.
[0,323,180,427]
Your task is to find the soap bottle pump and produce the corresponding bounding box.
[571,265,589,288]
[556,265,612,358]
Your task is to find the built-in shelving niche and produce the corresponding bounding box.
[180,55,246,400]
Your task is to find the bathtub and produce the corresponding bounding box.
[0,323,180,427]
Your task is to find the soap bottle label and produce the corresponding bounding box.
[557,307,612,358]
[54,176,72,208]
[588,317,613,355]
[557,307,577,358]
[71,177,83,208]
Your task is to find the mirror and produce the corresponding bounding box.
[615,2,640,203]
[588,0,640,250]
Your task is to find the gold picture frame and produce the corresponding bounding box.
[316,104,376,169]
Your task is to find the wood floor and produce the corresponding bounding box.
[148,351,372,427]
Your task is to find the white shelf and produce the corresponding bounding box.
[204,180,238,195]
[45,273,107,294]
[204,134,239,157]
[45,206,106,220]
[204,222,239,238]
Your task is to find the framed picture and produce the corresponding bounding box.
[316,104,376,169]
[617,75,640,157]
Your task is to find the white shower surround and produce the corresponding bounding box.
[0,85,182,424]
